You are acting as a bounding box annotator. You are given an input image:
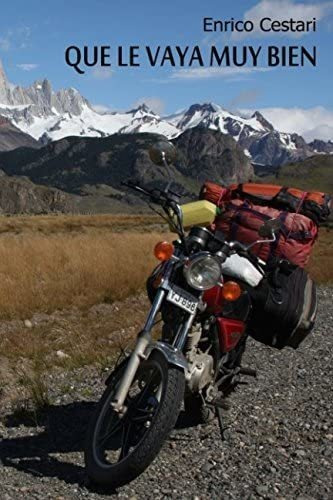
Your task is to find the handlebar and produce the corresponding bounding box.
[121,181,158,200]
[122,180,265,270]
[122,179,186,246]
[121,180,180,206]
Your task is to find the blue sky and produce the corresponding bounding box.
[0,0,332,139]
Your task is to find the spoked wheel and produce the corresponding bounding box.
[85,351,185,489]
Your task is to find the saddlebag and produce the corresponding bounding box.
[213,199,318,268]
[248,263,317,349]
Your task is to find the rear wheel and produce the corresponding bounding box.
[85,351,185,488]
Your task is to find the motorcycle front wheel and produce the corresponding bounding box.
[84,350,185,489]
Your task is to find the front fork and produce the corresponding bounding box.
[111,288,166,413]
[111,262,197,414]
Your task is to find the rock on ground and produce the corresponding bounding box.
[0,287,332,499]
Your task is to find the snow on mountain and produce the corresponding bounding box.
[165,103,309,166]
[0,61,179,144]
[167,103,266,135]
[0,60,326,165]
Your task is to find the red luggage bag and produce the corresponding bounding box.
[213,199,318,268]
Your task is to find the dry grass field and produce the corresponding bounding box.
[0,215,167,407]
[306,227,333,283]
[0,213,163,236]
[0,214,330,409]
[0,231,163,319]
[0,214,167,320]
[0,214,330,320]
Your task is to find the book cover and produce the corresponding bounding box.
[0,1,331,498]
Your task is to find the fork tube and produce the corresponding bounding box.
[111,288,166,413]
[173,312,196,351]
[142,288,166,332]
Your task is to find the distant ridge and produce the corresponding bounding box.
[0,60,332,164]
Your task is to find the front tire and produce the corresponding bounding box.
[85,351,185,488]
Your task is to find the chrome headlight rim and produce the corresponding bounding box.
[183,252,223,291]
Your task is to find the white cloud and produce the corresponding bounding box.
[133,96,165,115]
[92,67,113,80]
[17,63,38,71]
[92,103,113,113]
[243,106,333,141]
[234,0,333,39]
[303,124,333,142]
[170,67,271,80]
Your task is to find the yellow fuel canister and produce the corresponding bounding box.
[176,200,218,231]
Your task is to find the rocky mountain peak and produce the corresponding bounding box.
[0,60,10,103]
[251,111,274,131]
[0,61,89,116]
[186,102,220,115]
[129,103,157,116]
[309,139,333,154]
[0,60,7,85]
[173,126,254,185]
[136,103,150,113]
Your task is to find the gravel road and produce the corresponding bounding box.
[0,287,332,500]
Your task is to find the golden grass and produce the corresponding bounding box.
[0,213,162,236]
[306,227,333,283]
[0,231,164,319]
[0,214,329,320]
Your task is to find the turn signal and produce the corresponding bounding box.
[154,241,174,261]
[222,281,242,301]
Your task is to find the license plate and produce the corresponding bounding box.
[167,285,198,314]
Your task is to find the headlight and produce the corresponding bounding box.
[184,253,222,290]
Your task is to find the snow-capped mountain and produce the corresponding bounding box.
[166,103,313,166]
[0,60,328,165]
[3,101,179,145]
[0,61,179,144]
[0,60,88,116]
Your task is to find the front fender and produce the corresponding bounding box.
[146,341,188,372]
[105,341,188,386]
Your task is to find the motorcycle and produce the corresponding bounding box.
[84,141,282,488]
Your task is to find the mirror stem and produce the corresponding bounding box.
[246,232,276,251]
[162,152,173,191]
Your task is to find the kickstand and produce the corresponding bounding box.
[216,407,230,441]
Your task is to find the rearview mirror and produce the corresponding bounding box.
[149,141,177,167]
[258,218,282,238]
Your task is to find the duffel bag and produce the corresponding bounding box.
[199,181,231,207]
[200,181,331,225]
[213,199,318,268]
[247,262,317,349]
[230,183,331,225]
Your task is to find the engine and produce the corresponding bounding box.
[185,323,215,392]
